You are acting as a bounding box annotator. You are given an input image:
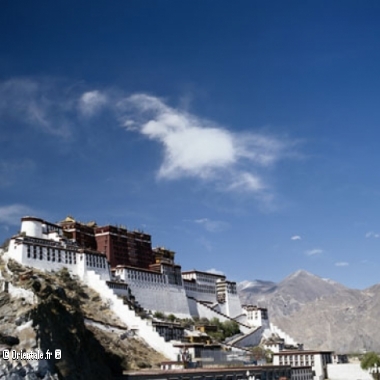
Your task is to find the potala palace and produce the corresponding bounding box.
[2,216,374,380]
[2,216,298,360]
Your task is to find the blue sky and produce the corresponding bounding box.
[2,1,380,289]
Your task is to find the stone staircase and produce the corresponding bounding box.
[269,323,298,346]
[187,296,251,331]
[85,270,180,360]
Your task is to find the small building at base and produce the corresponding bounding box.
[273,350,333,380]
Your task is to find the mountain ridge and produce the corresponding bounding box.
[238,269,380,352]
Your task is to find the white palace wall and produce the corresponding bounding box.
[8,238,78,274]
[228,327,263,348]
[190,299,231,322]
[327,363,372,380]
[116,267,191,318]
[184,287,217,304]
[129,281,191,318]
[186,297,200,318]
[4,216,300,353]
[224,292,243,319]
[8,237,110,282]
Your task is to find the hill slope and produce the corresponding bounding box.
[238,270,380,352]
[0,256,165,379]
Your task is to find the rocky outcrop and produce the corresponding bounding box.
[0,257,165,379]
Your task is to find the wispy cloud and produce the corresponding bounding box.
[365,231,380,238]
[206,268,225,276]
[305,248,323,256]
[0,78,76,138]
[79,90,108,116]
[194,218,229,233]
[4,78,298,206]
[0,204,36,226]
[197,236,213,252]
[335,262,349,267]
[291,235,301,241]
[117,93,297,198]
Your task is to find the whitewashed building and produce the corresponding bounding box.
[242,305,270,328]
[6,217,246,322]
[8,216,110,281]
[273,350,334,380]
[4,216,300,357]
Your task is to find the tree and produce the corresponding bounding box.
[153,311,165,319]
[251,346,273,364]
[221,320,240,338]
[361,352,380,379]
[179,318,193,329]
[207,318,240,342]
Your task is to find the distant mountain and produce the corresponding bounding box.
[238,270,380,353]
[238,270,347,316]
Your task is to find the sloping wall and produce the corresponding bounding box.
[127,281,191,318]
[327,363,372,380]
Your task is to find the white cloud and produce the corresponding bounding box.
[365,231,380,238]
[227,172,264,192]
[0,79,298,204]
[0,204,36,226]
[305,248,323,256]
[206,268,225,276]
[79,90,108,116]
[335,262,349,267]
[0,78,74,137]
[118,94,294,196]
[194,218,229,232]
[2,80,296,204]
[3,80,296,203]
[291,235,301,241]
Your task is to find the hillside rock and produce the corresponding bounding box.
[0,257,166,379]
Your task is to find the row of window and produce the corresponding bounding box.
[125,270,166,283]
[184,283,216,294]
[24,236,62,247]
[279,358,315,367]
[25,244,108,269]
[26,245,76,265]
[279,354,313,360]
[291,368,314,380]
[85,254,106,269]
[246,311,268,319]
[184,282,197,290]
[106,282,129,291]
[197,276,217,284]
